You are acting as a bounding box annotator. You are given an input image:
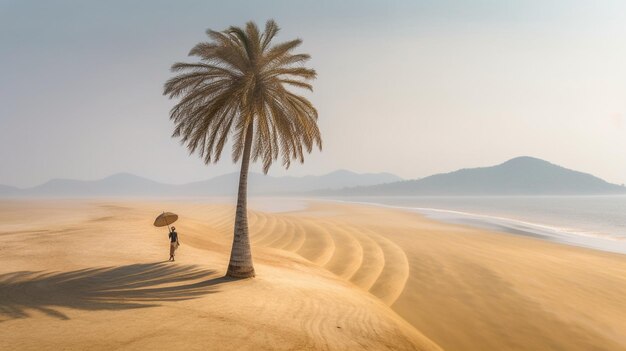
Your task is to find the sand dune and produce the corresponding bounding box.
[239,205,411,306]
[2,199,626,350]
[178,200,626,350]
[0,200,440,351]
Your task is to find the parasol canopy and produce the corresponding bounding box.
[154,212,178,228]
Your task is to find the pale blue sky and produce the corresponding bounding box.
[1,0,625,187]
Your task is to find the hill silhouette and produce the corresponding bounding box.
[0,170,401,197]
[326,157,626,196]
[0,184,19,196]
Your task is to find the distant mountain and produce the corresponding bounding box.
[23,173,177,197]
[0,184,19,196]
[181,170,401,196]
[0,170,402,197]
[324,157,626,196]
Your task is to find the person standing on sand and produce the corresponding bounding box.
[169,226,180,261]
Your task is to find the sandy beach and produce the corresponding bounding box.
[1,199,625,350]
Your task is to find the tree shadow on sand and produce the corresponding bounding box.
[0,262,231,321]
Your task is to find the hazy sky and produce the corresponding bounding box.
[1,0,625,188]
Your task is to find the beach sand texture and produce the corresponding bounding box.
[1,199,625,350]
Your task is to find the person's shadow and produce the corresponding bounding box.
[0,262,230,321]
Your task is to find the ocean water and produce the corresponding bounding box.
[329,196,626,255]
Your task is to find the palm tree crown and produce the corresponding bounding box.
[163,20,321,278]
[163,19,321,172]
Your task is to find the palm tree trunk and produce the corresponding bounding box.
[226,122,256,278]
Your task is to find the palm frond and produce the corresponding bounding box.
[164,20,321,173]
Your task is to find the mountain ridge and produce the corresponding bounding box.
[323,156,626,196]
[1,169,402,197]
[3,158,624,197]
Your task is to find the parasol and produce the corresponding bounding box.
[154,212,178,232]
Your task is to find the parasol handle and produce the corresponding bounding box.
[163,211,171,232]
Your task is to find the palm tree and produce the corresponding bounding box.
[163,20,321,278]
